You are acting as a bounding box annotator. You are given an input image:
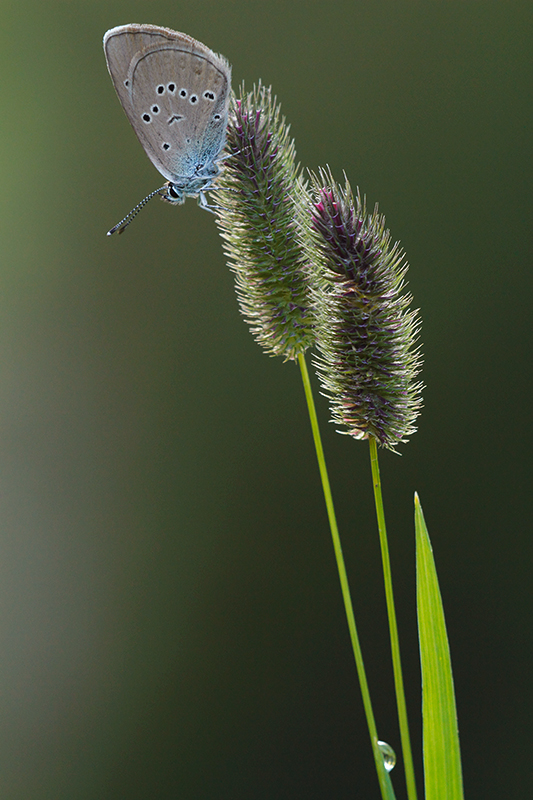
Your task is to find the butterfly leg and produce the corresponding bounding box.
[197,191,223,214]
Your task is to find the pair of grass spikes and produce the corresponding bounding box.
[212,84,462,800]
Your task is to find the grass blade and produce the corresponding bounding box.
[415,493,464,800]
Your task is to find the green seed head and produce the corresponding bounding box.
[214,84,314,361]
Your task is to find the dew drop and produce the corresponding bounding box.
[377,740,396,773]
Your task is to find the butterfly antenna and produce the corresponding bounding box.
[107,186,168,235]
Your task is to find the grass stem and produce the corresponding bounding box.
[369,436,418,800]
[298,352,394,799]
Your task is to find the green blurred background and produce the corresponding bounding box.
[0,1,531,797]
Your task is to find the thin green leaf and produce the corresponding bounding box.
[415,493,464,800]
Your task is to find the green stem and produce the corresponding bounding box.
[368,436,418,800]
[297,353,394,800]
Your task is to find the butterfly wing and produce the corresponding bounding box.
[104,24,231,184]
